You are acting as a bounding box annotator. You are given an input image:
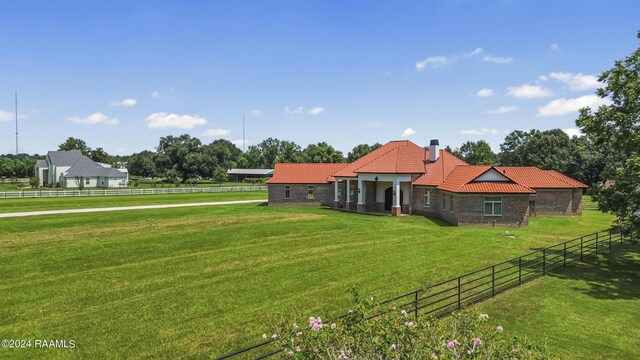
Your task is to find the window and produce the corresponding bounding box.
[307,186,315,200]
[424,190,430,208]
[484,197,502,216]
[284,185,291,199]
[442,194,446,210]
[449,195,454,212]
[85,177,90,185]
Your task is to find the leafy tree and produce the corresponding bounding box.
[498,129,574,174]
[276,140,303,163]
[157,134,203,182]
[347,143,382,162]
[451,140,497,165]
[213,166,228,185]
[90,147,111,163]
[127,151,157,177]
[58,137,91,156]
[576,31,640,237]
[202,139,242,170]
[29,177,39,188]
[302,142,345,163]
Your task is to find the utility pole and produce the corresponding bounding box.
[15,90,18,155]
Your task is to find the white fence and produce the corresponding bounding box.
[0,186,268,199]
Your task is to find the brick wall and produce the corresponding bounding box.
[533,189,582,215]
[454,194,530,227]
[411,187,442,217]
[268,183,334,206]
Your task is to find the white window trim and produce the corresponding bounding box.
[307,186,315,200]
[424,191,430,208]
[484,197,503,217]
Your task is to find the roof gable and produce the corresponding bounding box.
[436,165,535,194]
[412,150,469,186]
[333,141,432,176]
[47,150,84,166]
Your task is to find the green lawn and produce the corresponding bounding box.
[479,245,640,359]
[0,198,619,359]
[0,191,267,213]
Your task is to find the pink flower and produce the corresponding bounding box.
[479,313,489,320]
[287,350,294,356]
[309,316,324,331]
[496,325,504,332]
[472,338,483,346]
[446,339,460,349]
[338,350,350,360]
[404,321,417,328]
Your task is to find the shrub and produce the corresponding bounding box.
[270,290,551,359]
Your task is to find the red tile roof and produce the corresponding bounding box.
[495,167,587,189]
[412,150,469,186]
[333,140,435,176]
[267,163,347,184]
[436,166,535,194]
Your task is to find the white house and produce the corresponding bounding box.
[34,150,128,188]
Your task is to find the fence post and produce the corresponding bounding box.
[595,232,599,256]
[543,249,546,276]
[491,266,495,297]
[518,257,522,285]
[563,242,567,267]
[457,277,461,310]
[414,291,419,319]
[580,236,584,261]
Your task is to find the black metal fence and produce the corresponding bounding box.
[216,229,631,359]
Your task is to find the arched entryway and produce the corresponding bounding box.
[384,187,404,211]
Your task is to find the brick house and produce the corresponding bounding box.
[267,140,587,226]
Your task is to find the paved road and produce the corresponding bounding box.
[0,199,266,218]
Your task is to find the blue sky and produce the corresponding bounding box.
[0,0,638,156]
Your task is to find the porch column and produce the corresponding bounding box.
[346,179,352,210]
[333,179,339,208]
[357,178,365,213]
[392,178,401,216]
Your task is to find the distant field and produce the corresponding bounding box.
[0,191,267,213]
[0,198,617,359]
[480,245,640,359]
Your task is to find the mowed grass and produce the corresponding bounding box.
[0,191,267,213]
[0,200,616,359]
[479,245,640,359]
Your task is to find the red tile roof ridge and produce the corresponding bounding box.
[543,169,589,188]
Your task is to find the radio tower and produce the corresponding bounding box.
[15,90,18,155]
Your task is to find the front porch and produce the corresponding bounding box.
[333,174,414,216]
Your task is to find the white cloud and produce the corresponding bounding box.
[145,112,207,129]
[486,106,518,114]
[562,128,582,137]
[284,106,303,115]
[202,128,231,137]
[536,95,610,117]
[151,90,160,98]
[476,88,494,97]
[537,75,549,82]
[232,139,251,147]
[464,48,483,57]
[400,128,416,137]
[415,56,450,71]
[68,112,119,125]
[507,84,553,98]
[308,107,324,115]
[550,43,561,51]
[549,72,601,91]
[110,98,137,107]
[249,109,262,116]
[0,109,26,121]
[460,128,499,135]
[483,55,513,64]
[367,119,383,127]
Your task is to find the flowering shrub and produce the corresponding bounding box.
[271,290,552,359]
